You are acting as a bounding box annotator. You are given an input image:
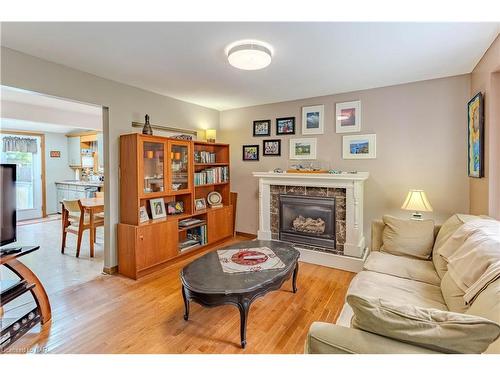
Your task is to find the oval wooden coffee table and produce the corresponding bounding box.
[180,240,300,348]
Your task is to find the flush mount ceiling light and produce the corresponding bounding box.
[225,40,273,70]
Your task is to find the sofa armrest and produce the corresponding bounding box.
[305,322,441,354]
[371,220,385,251]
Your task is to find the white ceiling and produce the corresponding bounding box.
[1,86,102,115]
[1,86,102,133]
[1,22,499,110]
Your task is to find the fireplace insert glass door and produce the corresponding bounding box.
[279,195,336,249]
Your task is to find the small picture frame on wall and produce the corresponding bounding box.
[276,117,295,135]
[139,206,150,223]
[242,145,259,161]
[467,92,484,178]
[302,105,324,135]
[342,134,376,159]
[149,198,166,219]
[263,139,281,156]
[253,120,271,136]
[336,100,361,133]
[289,138,317,160]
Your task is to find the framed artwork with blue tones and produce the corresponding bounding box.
[342,134,376,159]
[467,92,484,178]
[301,105,324,135]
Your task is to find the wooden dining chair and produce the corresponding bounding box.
[61,199,104,258]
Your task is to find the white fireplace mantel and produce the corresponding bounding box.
[253,171,369,272]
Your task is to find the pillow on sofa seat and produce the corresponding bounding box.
[380,215,434,259]
[347,293,500,354]
[364,251,441,286]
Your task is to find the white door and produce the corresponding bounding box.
[0,134,43,221]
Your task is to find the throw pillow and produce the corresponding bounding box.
[347,293,500,354]
[380,215,434,259]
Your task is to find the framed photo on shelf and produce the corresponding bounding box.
[253,120,271,137]
[139,206,150,223]
[149,198,166,219]
[263,139,281,156]
[195,198,207,211]
[242,145,259,161]
[342,134,376,159]
[467,92,484,178]
[289,138,317,160]
[276,117,295,135]
[167,201,184,215]
[302,105,324,135]
[336,100,361,133]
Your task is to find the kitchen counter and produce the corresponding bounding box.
[55,180,103,188]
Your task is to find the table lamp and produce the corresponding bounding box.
[401,189,433,220]
[206,129,217,143]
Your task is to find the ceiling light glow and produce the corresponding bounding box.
[225,40,273,71]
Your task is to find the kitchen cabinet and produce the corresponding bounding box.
[55,183,97,213]
[67,137,81,167]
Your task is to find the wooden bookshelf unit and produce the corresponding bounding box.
[117,134,233,279]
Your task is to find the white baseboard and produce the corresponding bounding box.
[296,246,368,273]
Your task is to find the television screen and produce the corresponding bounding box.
[1,164,17,246]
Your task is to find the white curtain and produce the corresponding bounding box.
[2,136,38,153]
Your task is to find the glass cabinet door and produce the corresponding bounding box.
[142,141,165,194]
[169,141,190,192]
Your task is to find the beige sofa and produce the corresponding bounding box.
[305,214,500,354]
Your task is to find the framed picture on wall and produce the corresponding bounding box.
[301,105,324,135]
[263,139,281,156]
[342,134,376,159]
[276,117,295,135]
[242,145,259,161]
[253,120,271,136]
[289,138,317,159]
[467,92,484,178]
[336,100,361,133]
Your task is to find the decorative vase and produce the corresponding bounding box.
[142,114,153,135]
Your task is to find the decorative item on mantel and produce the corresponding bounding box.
[142,114,153,135]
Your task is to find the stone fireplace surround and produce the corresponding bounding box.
[270,185,346,254]
[253,172,369,272]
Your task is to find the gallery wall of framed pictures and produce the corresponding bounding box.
[243,98,377,162]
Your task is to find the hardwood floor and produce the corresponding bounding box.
[4,235,354,354]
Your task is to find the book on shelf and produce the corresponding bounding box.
[194,151,216,164]
[180,224,208,251]
[194,166,229,186]
[178,218,204,227]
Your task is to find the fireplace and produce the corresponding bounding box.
[279,195,336,249]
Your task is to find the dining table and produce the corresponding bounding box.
[61,197,104,257]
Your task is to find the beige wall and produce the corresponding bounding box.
[470,35,500,218]
[1,47,219,268]
[220,75,471,239]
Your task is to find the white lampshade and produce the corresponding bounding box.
[401,190,433,219]
[205,129,217,143]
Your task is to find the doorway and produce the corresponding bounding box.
[0,132,45,221]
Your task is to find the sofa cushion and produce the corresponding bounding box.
[347,270,448,311]
[432,214,480,278]
[380,215,434,260]
[364,251,441,286]
[347,293,500,354]
[440,272,467,313]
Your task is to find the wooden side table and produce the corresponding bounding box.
[1,246,51,351]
